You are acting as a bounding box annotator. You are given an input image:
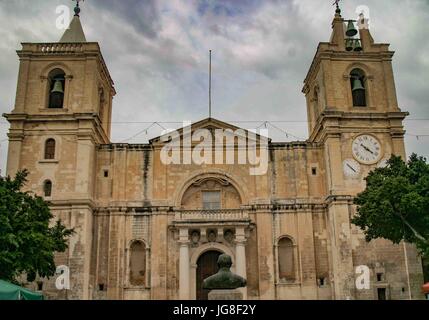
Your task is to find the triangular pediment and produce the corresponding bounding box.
[150,117,270,145]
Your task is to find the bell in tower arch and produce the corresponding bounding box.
[49,77,65,109]
[345,20,358,37]
[351,77,366,107]
[352,78,365,92]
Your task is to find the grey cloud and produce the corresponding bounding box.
[0,0,429,174]
[91,0,161,39]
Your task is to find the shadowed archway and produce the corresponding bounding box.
[196,250,222,300]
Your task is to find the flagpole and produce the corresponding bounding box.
[209,50,212,118]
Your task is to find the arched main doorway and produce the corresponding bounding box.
[196,250,222,300]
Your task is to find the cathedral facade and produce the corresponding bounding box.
[3,6,425,300]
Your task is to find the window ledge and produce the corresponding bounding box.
[374,282,389,287]
[38,108,69,112]
[352,106,376,110]
[123,286,150,290]
[276,281,300,287]
[39,159,59,164]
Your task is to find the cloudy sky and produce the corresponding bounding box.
[0,0,428,174]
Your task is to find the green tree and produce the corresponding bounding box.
[352,154,429,259]
[0,170,74,283]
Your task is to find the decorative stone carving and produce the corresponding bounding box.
[191,230,200,245]
[224,229,234,243]
[207,230,217,243]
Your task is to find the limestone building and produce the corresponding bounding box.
[3,4,425,300]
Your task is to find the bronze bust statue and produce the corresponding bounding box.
[203,254,247,290]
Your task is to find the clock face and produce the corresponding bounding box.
[377,158,389,168]
[343,159,361,178]
[352,135,382,164]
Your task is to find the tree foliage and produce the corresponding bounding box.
[0,170,74,283]
[352,154,429,258]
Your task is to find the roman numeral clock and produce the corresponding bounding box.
[352,134,382,165]
[343,134,385,179]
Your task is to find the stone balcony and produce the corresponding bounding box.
[21,42,99,54]
[18,42,113,84]
[173,209,250,224]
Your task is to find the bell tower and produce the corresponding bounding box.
[3,2,115,299]
[302,3,415,300]
[302,3,409,197]
[5,2,115,176]
[303,4,407,145]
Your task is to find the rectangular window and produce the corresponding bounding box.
[45,139,56,160]
[202,191,221,210]
[377,288,387,300]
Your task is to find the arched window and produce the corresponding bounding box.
[129,241,146,286]
[44,180,52,197]
[48,69,66,109]
[278,237,295,281]
[350,68,367,107]
[44,139,56,160]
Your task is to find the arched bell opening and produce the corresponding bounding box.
[350,68,367,107]
[47,68,66,109]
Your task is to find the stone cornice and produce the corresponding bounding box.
[96,141,324,151]
[93,201,329,216]
[48,199,97,210]
[325,195,355,206]
[309,110,409,143]
[3,112,110,144]
[97,143,152,151]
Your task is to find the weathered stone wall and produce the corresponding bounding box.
[15,135,424,301]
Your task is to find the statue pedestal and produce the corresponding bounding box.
[208,289,243,301]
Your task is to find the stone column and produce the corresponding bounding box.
[235,227,247,299]
[179,228,190,300]
[6,132,24,176]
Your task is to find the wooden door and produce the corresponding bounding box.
[196,251,221,300]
